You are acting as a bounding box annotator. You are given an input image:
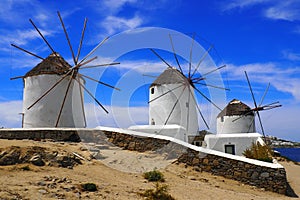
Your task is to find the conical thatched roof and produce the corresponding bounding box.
[24,53,71,78]
[150,67,185,87]
[217,99,253,118]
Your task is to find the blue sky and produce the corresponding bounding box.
[0,0,299,141]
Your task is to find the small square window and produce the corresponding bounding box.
[225,144,235,155]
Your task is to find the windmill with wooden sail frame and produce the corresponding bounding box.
[11,11,120,128]
[231,71,282,142]
[131,34,228,143]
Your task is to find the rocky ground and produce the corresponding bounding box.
[0,139,299,200]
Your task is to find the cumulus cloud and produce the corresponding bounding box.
[282,50,300,61]
[101,15,143,35]
[102,0,137,14]
[226,62,300,102]
[264,1,300,21]
[0,100,22,128]
[221,0,271,11]
[222,0,300,21]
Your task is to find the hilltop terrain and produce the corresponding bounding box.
[0,139,299,200]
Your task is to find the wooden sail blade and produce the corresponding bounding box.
[10,44,67,72]
[150,48,172,69]
[142,74,158,78]
[11,44,44,60]
[186,86,191,133]
[164,86,187,125]
[256,110,266,142]
[57,11,76,65]
[189,87,209,129]
[80,73,120,91]
[27,70,72,110]
[201,64,226,77]
[78,36,109,65]
[10,75,25,80]
[246,117,255,133]
[195,82,230,91]
[259,83,270,106]
[77,77,87,127]
[29,18,70,70]
[76,17,87,64]
[79,62,120,69]
[148,84,184,104]
[169,34,183,74]
[261,104,282,111]
[260,101,282,111]
[194,87,222,111]
[231,110,254,122]
[55,73,74,127]
[29,19,56,53]
[74,78,109,114]
[74,56,98,70]
[245,71,259,109]
[188,33,195,78]
[190,45,214,78]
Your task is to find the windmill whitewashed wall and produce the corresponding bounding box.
[216,99,255,134]
[22,53,85,128]
[148,68,198,138]
[204,99,264,156]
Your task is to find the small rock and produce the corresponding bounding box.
[80,146,88,151]
[37,181,46,186]
[95,144,109,150]
[75,192,81,198]
[38,189,47,194]
[260,172,270,178]
[30,155,45,166]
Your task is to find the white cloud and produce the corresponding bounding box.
[0,100,22,128]
[101,15,143,35]
[222,0,300,21]
[1,29,53,47]
[226,62,300,102]
[222,0,271,11]
[264,1,300,21]
[102,0,137,14]
[282,50,300,61]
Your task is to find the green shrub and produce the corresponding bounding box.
[139,183,175,200]
[81,183,97,192]
[144,169,165,182]
[243,142,273,163]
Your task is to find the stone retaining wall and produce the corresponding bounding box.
[0,129,81,142]
[102,130,287,194]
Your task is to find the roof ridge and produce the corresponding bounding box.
[24,53,71,78]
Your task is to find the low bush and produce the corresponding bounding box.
[80,183,97,192]
[243,142,273,163]
[139,182,175,200]
[144,169,165,182]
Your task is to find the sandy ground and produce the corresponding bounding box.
[0,139,299,200]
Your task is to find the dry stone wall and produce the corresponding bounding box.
[0,129,81,142]
[102,130,287,195]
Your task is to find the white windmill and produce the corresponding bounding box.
[216,98,255,134]
[204,71,281,155]
[11,11,119,128]
[129,34,227,143]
